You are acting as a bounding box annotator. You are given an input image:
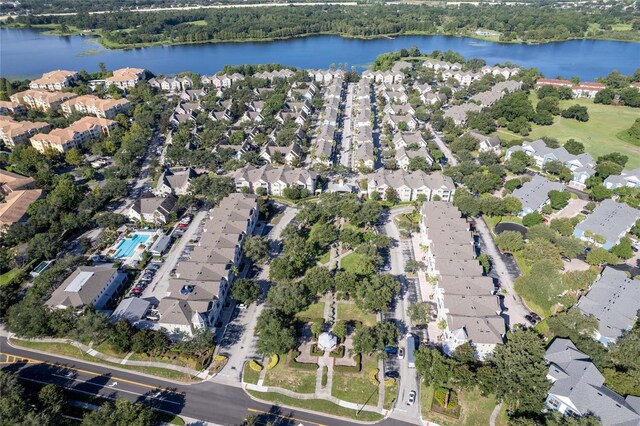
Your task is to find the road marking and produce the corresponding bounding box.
[0,352,183,395]
[246,408,326,426]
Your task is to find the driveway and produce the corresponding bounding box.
[475,217,530,326]
[212,206,298,384]
[551,198,588,220]
[426,123,457,166]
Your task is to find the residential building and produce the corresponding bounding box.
[480,65,520,79]
[127,194,178,225]
[254,69,295,80]
[393,131,427,150]
[544,338,640,424]
[149,76,193,92]
[233,164,317,196]
[468,131,501,153]
[200,73,245,89]
[30,116,116,153]
[154,168,197,197]
[535,78,573,88]
[573,199,640,249]
[396,146,433,170]
[0,117,50,148]
[421,92,447,106]
[260,141,301,166]
[384,114,418,131]
[571,82,606,98]
[512,175,565,215]
[575,267,640,346]
[10,90,77,112]
[105,67,146,90]
[0,170,42,229]
[46,264,127,311]
[61,95,131,119]
[110,297,151,324]
[366,169,455,202]
[355,141,375,170]
[29,70,78,91]
[443,103,482,126]
[604,168,640,190]
[0,101,26,115]
[422,60,462,71]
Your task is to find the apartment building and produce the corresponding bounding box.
[366,169,455,202]
[0,170,42,229]
[29,70,78,91]
[61,95,131,119]
[29,116,116,153]
[0,116,50,148]
[105,67,146,90]
[10,90,78,112]
[0,101,26,115]
[233,164,317,196]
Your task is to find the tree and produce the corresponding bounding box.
[492,329,550,415]
[334,270,359,296]
[65,147,83,166]
[464,172,501,194]
[333,320,347,341]
[594,88,615,104]
[598,152,628,167]
[230,278,261,305]
[548,190,570,210]
[407,156,429,172]
[38,384,64,418]
[523,238,561,265]
[504,178,522,193]
[589,184,612,201]
[0,372,28,421]
[563,139,584,155]
[109,319,134,352]
[544,160,573,182]
[311,319,324,338]
[506,150,532,174]
[266,281,310,315]
[522,212,544,227]
[586,247,619,266]
[255,309,297,355]
[302,266,333,295]
[190,174,234,206]
[496,230,525,253]
[407,302,431,326]
[81,399,154,426]
[384,187,398,203]
[561,105,589,122]
[352,321,398,354]
[355,274,400,313]
[415,346,456,388]
[242,236,270,264]
[611,237,634,260]
[536,96,560,115]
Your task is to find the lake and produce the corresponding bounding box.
[1,28,639,80]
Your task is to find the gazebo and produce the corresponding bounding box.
[317,332,338,351]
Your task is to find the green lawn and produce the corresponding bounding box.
[339,252,369,274]
[383,379,399,410]
[496,98,640,168]
[336,302,377,327]
[318,250,331,264]
[483,215,523,232]
[331,355,379,405]
[421,383,500,426]
[0,268,23,286]
[247,390,383,422]
[11,339,198,382]
[295,301,325,321]
[263,356,317,394]
[242,363,261,385]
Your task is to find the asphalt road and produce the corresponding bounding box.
[1,337,416,426]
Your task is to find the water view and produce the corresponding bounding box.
[1,28,639,80]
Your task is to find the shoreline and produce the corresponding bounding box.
[2,24,639,51]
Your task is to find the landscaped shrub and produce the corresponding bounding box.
[310,344,325,356]
[321,366,328,386]
[287,350,319,370]
[431,387,460,418]
[334,353,362,373]
[266,354,279,370]
[329,345,345,358]
[249,360,263,372]
[368,368,380,386]
[214,354,227,362]
[384,378,396,387]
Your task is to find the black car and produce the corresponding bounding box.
[384,371,400,379]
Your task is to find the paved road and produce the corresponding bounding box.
[426,124,456,166]
[1,338,413,426]
[474,217,529,327]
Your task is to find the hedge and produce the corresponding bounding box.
[249,360,263,372]
[368,368,380,386]
[329,345,345,358]
[321,366,328,386]
[310,344,325,357]
[334,353,362,373]
[384,378,396,387]
[266,354,279,370]
[288,350,319,370]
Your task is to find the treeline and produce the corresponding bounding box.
[6,4,637,46]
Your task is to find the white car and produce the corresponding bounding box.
[398,348,405,359]
[407,390,416,405]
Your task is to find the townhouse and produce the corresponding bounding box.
[573,199,640,250]
[420,201,505,360]
[362,70,404,84]
[153,168,197,197]
[105,67,146,90]
[354,141,375,170]
[384,114,418,131]
[149,76,193,92]
[233,164,317,196]
[10,89,78,112]
[307,69,345,84]
[511,175,566,216]
[253,69,295,80]
[61,95,131,119]
[535,78,573,89]
[421,92,447,106]
[604,168,640,189]
[575,267,640,346]
[445,70,483,86]
[468,131,501,153]
[200,73,245,89]
[260,141,301,166]
[0,117,50,148]
[422,60,462,71]
[29,69,78,91]
[127,194,178,225]
[544,338,640,423]
[505,139,596,189]
[396,146,433,170]
[365,169,455,202]
[0,170,42,229]
[312,125,336,166]
[30,116,116,153]
[571,82,606,98]
[393,131,427,150]
[156,194,258,336]
[480,65,520,79]
[443,103,482,126]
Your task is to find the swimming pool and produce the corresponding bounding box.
[114,233,151,259]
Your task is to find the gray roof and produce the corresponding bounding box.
[367,169,455,192]
[576,267,640,342]
[438,275,495,296]
[512,175,565,213]
[468,131,500,148]
[111,297,151,323]
[446,314,505,345]
[545,338,640,425]
[46,264,122,309]
[443,294,501,317]
[575,199,640,245]
[443,103,482,123]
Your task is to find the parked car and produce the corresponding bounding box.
[398,348,405,359]
[407,390,416,405]
[384,371,400,379]
[383,346,398,355]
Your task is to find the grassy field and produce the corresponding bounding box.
[383,379,399,410]
[496,98,640,168]
[263,356,317,394]
[11,339,198,382]
[336,302,377,327]
[339,252,368,274]
[295,301,325,322]
[331,355,379,405]
[243,362,261,385]
[421,383,501,426]
[247,390,383,422]
[0,268,23,286]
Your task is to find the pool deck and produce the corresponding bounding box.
[105,230,160,266]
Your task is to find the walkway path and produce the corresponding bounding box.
[490,402,503,426]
